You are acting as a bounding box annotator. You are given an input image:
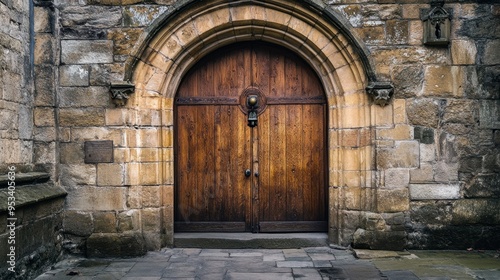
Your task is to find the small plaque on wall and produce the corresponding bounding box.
[84,140,114,163]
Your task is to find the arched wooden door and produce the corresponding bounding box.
[175,42,327,232]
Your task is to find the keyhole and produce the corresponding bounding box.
[435,23,441,39]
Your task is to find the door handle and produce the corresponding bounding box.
[245,169,251,177]
[254,172,259,177]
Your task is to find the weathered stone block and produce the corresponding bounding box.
[371,104,393,127]
[362,212,386,231]
[384,168,409,189]
[34,142,56,164]
[90,64,125,86]
[433,161,459,182]
[377,188,409,212]
[377,125,412,140]
[408,20,423,45]
[0,108,16,131]
[60,164,96,186]
[123,5,170,27]
[118,210,140,232]
[452,199,500,225]
[65,186,126,211]
[93,212,116,233]
[86,232,146,258]
[353,228,406,250]
[60,6,122,28]
[408,225,500,250]
[35,65,55,106]
[407,98,439,128]
[423,66,463,97]
[410,201,453,226]
[142,185,161,207]
[70,127,122,145]
[465,174,500,198]
[391,65,423,98]
[451,40,476,65]
[34,34,54,65]
[60,142,84,164]
[409,184,460,200]
[483,40,500,65]
[377,141,419,169]
[410,164,433,183]
[475,66,500,100]
[59,108,105,126]
[142,208,162,232]
[34,7,52,33]
[341,210,361,230]
[443,99,477,125]
[61,40,113,64]
[344,187,361,210]
[63,210,93,237]
[33,126,56,142]
[34,107,55,127]
[420,144,436,163]
[97,163,123,186]
[356,26,385,45]
[386,20,408,45]
[458,156,482,173]
[107,28,142,55]
[479,100,500,129]
[59,65,89,86]
[438,132,459,164]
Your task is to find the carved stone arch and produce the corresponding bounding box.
[128,0,382,246]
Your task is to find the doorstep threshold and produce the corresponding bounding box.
[174,232,328,249]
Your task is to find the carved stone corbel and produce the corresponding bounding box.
[366,82,394,107]
[110,83,135,107]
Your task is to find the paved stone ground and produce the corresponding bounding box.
[35,247,500,280]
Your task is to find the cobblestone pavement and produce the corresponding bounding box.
[35,247,500,280]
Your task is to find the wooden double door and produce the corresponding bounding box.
[174,42,327,233]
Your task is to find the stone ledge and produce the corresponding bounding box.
[409,184,460,200]
[0,172,50,187]
[0,183,67,212]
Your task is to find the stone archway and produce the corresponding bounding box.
[127,0,379,247]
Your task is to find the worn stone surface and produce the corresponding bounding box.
[409,184,461,200]
[86,232,146,257]
[465,174,500,198]
[377,188,409,213]
[63,210,93,237]
[406,99,439,128]
[377,141,419,169]
[59,65,90,87]
[353,229,406,251]
[452,199,500,225]
[61,40,114,64]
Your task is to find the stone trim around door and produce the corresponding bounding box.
[125,0,383,247]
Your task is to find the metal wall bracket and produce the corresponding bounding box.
[110,82,135,107]
[366,82,394,107]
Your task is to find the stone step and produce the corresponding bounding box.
[174,232,328,249]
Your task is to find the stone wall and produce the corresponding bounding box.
[331,0,500,249]
[17,0,500,257]
[0,0,33,174]
[0,174,67,279]
[0,0,68,277]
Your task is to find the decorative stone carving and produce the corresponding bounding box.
[110,82,135,107]
[366,82,394,107]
